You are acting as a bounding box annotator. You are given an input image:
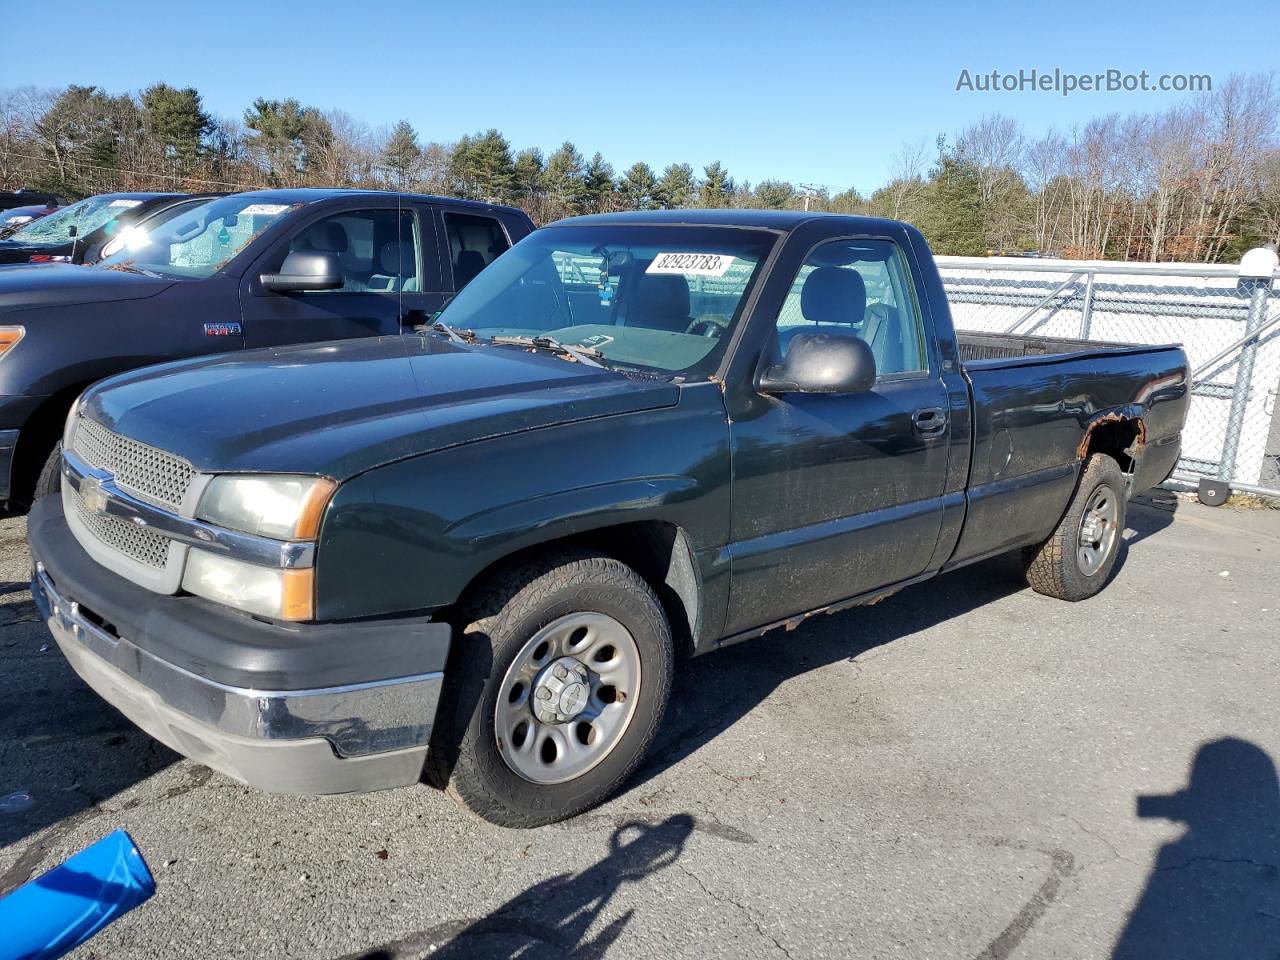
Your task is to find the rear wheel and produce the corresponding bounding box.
[431,550,673,827]
[1023,453,1127,601]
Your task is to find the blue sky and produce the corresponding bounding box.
[3,0,1274,193]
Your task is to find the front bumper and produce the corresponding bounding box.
[29,496,452,795]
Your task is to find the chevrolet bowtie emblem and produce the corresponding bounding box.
[80,476,109,515]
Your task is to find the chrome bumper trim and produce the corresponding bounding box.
[34,565,441,758]
[61,448,315,569]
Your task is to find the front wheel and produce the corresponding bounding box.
[1023,453,1127,601]
[431,550,673,827]
[32,441,63,502]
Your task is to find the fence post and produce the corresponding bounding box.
[1078,270,1096,339]
[1217,247,1278,482]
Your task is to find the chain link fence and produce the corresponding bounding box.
[936,255,1280,499]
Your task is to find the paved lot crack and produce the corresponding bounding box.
[676,862,794,959]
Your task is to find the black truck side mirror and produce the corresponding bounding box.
[260,252,344,293]
[757,331,877,395]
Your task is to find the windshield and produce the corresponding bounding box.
[92,197,215,262]
[9,195,143,246]
[436,224,776,379]
[95,195,299,279]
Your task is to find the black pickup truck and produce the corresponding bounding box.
[0,188,534,510]
[28,210,1188,827]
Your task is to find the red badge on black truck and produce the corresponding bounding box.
[204,323,242,337]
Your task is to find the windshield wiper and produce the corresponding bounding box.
[490,334,605,368]
[431,319,477,344]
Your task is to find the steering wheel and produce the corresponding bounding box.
[685,316,730,338]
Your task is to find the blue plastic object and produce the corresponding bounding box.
[0,829,154,960]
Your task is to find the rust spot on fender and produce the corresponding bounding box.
[1077,413,1146,460]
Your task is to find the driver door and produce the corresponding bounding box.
[723,235,951,634]
[239,202,434,349]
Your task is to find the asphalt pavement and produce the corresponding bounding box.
[1,494,1277,959]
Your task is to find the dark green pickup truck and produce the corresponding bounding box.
[28,210,1189,826]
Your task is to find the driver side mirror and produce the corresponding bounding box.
[757,332,877,395]
[260,251,344,293]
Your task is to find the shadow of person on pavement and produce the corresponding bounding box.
[1113,737,1280,959]
[345,814,695,960]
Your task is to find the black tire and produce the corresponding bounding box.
[430,549,674,828]
[32,441,62,502]
[1023,453,1127,601]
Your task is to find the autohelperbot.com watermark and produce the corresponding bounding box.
[955,68,1212,96]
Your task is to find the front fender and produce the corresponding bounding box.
[314,383,732,621]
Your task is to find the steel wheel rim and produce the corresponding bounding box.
[1077,485,1118,577]
[495,612,642,785]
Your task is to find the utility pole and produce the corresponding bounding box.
[798,183,824,212]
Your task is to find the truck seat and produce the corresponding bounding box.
[367,241,419,293]
[779,266,867,353]
[629,273,692,332]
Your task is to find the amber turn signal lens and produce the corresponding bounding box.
[294,478,338,540]
[280,568,315,621]
[0,327,25,355]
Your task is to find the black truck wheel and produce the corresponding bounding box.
[32,441,62,501]
[431,549,673,827]
[1023,453,1127,601]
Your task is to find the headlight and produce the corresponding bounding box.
[182,549,314,620]
[196,475,336,540]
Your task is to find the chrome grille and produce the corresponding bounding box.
[72,415,195,509]
[70,485,170,569]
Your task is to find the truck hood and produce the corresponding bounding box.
[0,262,173,312]
[80,335,680,479]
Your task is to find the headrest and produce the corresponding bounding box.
[800,266,866,326]
[300,221,348,253]
[379,241,412,275]
[634,273,691,322]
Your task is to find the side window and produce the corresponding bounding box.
[287,209,419,294]
[774,238,927,378]
[445,212,510,291]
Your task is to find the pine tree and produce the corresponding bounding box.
[381,119,420,186]
[655,163,697,209]
[583,152,615,212]
[617,162,659,210]
[513,147,545,199]
[752,180,795,209]
[544,141,588,215]
[918,140,987,255]
[243,98,328,185]
[699,161,735,207]
[468,129,517,202]
[141,83,211,166]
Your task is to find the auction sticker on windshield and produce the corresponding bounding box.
[240,204,291,216]
[108,199,143,208]
[646,252,736,277]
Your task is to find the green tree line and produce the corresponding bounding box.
[3,75,1279,261]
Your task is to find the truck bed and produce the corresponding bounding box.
[957,330,1148,364]
[944,330,1189,572]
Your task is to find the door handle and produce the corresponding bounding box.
[912,406,947,437]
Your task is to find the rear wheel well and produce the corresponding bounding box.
[9,384,87,507]
[1082,417,1142,474]
[449,521,702,658]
